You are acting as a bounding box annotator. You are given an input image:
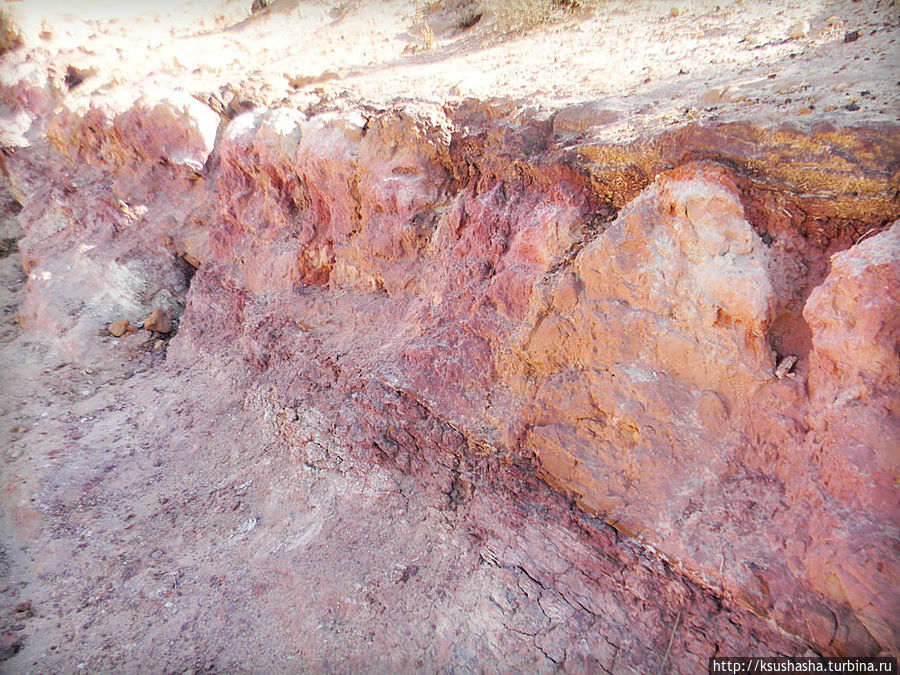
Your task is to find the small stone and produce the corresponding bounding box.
[845,102,860,111]
[13,600,32,619]
[844,30,860,42]
[108,319,132,337]
[399,564,419,582]
[143,309,173,334]
[789,20,809,39]
[775,355,798,379]
[700,86,734,105]
[669,7,680,17]
[153,339,165,350]
[0,633,22,660]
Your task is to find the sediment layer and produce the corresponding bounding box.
[2,67,898,665]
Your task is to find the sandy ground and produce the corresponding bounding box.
[3,0,898,142]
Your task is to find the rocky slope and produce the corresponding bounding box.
[1,0,898,670]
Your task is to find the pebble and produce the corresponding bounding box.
[107,319,132,337]
[775,355,798,379]
[13,600,33,618]
[788,20,809,39]
[143,308,173,334]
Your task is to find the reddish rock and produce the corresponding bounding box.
[143,308,172,334]
[5,87,899,660]
[12,600,32,619]
[107,319,133,337]
[801,222,900,653]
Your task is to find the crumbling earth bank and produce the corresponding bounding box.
[1,27,899,674]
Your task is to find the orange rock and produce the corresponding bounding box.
[143,309,173,334]
[10,91,900,657]
[107,319,133,337]
[801,222,900,652]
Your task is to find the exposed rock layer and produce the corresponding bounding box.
[2,75,899,664]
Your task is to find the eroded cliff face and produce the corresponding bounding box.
[5,83,897,661]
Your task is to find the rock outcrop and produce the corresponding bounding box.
[2,54,898,665]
